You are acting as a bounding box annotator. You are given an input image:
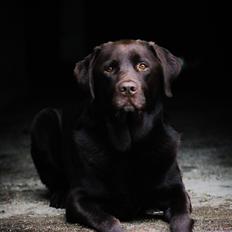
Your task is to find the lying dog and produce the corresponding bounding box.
[31,39,193,232]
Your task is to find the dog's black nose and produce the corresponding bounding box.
[118,81,137,96]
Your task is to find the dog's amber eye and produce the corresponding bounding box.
[137,62,148,71]
[104,65,113,73]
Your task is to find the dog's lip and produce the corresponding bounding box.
[123,105,135,112]
[121,101,144,112]
[113,95,145,112]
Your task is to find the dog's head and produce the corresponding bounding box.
[74,40,183,113]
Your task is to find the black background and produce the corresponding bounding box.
[0,1,231,109]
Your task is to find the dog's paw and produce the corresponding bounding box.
[99,217,124,232]
[170,214,194,232]
[108,223,124,232]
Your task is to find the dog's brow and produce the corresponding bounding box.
[129,51,142,62]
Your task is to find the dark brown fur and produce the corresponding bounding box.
[31,40,193,232]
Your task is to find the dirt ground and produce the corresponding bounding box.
[0,97,232,231]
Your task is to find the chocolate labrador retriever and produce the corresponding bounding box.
[31,39,193,232]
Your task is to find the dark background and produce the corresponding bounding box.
[1,2,232,230]
[0,1,231,109]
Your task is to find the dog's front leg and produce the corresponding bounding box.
[66,188,124,232]
[164,184,194,232]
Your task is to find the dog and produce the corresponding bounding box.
[31,39,193,232]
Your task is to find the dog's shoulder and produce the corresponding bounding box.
[158,122,181,155]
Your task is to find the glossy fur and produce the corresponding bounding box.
[31,40,193,232]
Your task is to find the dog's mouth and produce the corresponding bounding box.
[123,104,135,112]
[113,95,146,113]
[120,99,140,112]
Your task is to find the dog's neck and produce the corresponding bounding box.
[105,102,163,152]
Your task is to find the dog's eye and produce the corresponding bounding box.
[136,62,148,71]
[104,65,114,73]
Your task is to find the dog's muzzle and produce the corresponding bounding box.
[114,80,145,112]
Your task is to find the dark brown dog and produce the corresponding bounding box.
[31,39,193,232]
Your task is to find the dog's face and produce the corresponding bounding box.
[93,41,163,112]
[74,40,183,113]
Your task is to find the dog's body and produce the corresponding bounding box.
[31,40,193,232]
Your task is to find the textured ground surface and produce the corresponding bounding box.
[0,97,232,231]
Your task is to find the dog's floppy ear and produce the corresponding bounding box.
[74,46,101,99]
[148,42,183,97]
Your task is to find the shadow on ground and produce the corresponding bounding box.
[0,96,232,231]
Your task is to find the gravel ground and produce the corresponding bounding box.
[0,97,232,231]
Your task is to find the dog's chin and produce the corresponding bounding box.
[113,93,146,113]
[122,105,136,112]
[113,97,145,114]
[116,103,144,114]
[114,104,144,123]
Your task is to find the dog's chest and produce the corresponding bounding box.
[74,128,165,192]
[110,153,159,189]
